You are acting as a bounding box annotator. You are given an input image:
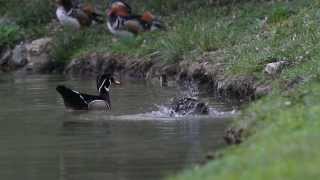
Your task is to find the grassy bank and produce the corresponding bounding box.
[167,0,320,179]
[2,0,320,179]
[170,79,320,179]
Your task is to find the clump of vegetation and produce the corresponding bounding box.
[0,24,22,48]
[1,0,55,38]
[268,5,295,24]
[50,29,88,68]
[3,0,54,27]
[50,26,112,66]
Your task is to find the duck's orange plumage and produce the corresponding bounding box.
[107,0,165,37]
[140,11,156,23]
[82,4,95,16]
[108,3,130,17]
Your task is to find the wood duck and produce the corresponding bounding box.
[169,97,209,116]
[56,74,121,111]
[56,0,104,29]
[107,0,165,37]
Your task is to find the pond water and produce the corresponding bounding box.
[0,74,235,180]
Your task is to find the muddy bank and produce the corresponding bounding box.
[64,52,262,102]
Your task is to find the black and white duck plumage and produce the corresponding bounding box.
[56,74,120,111]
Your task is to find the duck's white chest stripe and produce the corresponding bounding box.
[110,17,125,30]
[99,79,107,93]
[72,90,88,105]
[66,8,74,16]
[106,80,111,92]
[114,17,122,29]
[99,79,111,93]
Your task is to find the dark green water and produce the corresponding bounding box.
[0,74,233,180]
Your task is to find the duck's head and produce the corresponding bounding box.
[56,0,73,11]
[107,0,131,17]
[96,73,121,96]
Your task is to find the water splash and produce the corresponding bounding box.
[75,104,237,123]
[208,108,238,118]
[178,81,200,97]
[75,80,238,122]
[146,104,237,119]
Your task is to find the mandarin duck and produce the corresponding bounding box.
[107,0,165,37]
[56,0,104,29]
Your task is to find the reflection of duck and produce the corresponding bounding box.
[107,0,165,37]
[56,74,120,111]
[55,0,104,29]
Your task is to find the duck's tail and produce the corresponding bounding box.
[56,85,74,97]
[56,85,89,110]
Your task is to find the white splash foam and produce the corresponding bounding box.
[75,104,238,122]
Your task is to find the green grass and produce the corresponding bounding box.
[6,0,307,67]
[46,0,317,70]
[165,0,320,179]
[0,0,54,41]
[0,24,23,48]
[2,0,55,27]
[225,1,320,79]
[49,2,264,65]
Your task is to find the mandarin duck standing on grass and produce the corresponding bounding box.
[107,0,165,37]
[56,0,104,29]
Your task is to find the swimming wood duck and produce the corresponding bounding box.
[169,97,209,116]
[56,74,120,111]
[56,0,104,29]
[107,0,165,37]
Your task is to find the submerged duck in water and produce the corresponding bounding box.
[55,0,104,29]
[169,97,209,116]
[56,74,120,111]
[107,0,165,37]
